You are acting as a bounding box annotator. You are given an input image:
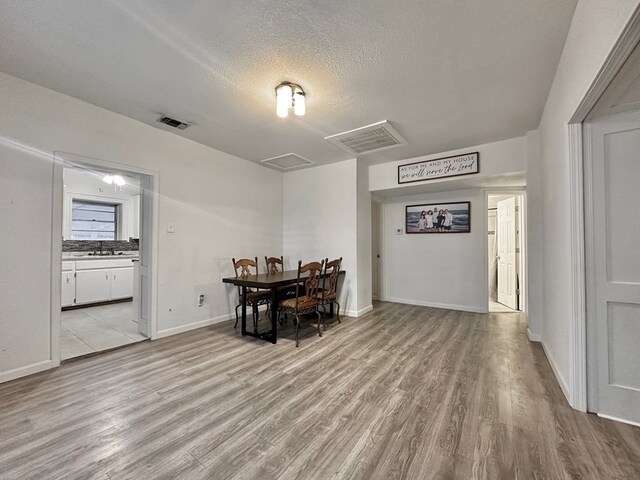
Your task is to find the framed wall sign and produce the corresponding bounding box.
[405,202,471,234]
[398,152,479,184]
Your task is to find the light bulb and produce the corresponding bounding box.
[293,90,305,116]
[276,84,293,108]
[102,175,113,185]
[276,102,289,118]
[113,175,126,186]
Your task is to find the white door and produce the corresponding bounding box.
[137,174,152,336]
[61,272,76,307]
[497,197,517,310]
[75,269,111,304]
[371,202,380,299]
[111,267,134,299]
[587,110,640,424]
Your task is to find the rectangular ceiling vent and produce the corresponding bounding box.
[324,120,407,155]
[261,153,314,170]
[157,115,190,130]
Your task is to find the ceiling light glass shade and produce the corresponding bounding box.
[293,89,305,116]
[276,83,293,118]
[102,174,113,185]
[113,175,126,186]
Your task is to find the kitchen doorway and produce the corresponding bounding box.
[52,153,157,362]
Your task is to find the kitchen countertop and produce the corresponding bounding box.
[62,252,139,261]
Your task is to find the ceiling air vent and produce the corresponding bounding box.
[261,153,314,170]
[156,115,190,130]
[324,120,407,155]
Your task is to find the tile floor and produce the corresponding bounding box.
[61,302,147,360]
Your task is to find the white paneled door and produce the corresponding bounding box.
[497,197,517,310]
[587,111,640,424]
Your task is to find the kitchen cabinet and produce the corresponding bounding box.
[76,269,111,304]
[61,272,76,307]
[62,258,136,306]
[111,267,134,299]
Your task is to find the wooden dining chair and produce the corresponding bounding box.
[231,257,270,330]
[317,257,342,323]
[265,255,298,298]
[278,259,324,347]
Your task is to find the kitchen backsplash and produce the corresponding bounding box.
[62,240,139,252]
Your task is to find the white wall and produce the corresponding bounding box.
[534,0,640,405]
[283,159,370,316]
[0,72,283,381]
[355,160,373,315]
[369,136,526,194]
[381,189,486,312]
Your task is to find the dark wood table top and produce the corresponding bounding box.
[222,269,345,289]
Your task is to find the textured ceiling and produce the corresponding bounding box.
[0,0,577,168]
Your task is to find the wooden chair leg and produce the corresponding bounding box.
[234,304,240,329]
[252,305,259,332]
[295,315,300,347]
[316,310,323,337]
[335,301,341,323]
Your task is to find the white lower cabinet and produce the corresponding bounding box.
[75,269,111,304]
[61,272,76,307]
[63,260,136,306]
[111,267,134,299]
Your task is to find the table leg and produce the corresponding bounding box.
[270,288,278,344]
[241,286,247,335]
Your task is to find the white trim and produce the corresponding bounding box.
[156,313,234,338]
[345,304,374,317]
[542,339,571,403]
[564,6,640,413]
[527,328,542,342]
[597,413,640,428]
[0,360,54,384]
[567,123,587,412]
[383,297,485,313]
[51,154,63,368]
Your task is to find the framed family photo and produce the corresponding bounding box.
[405,202,471,234]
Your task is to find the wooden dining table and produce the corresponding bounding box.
[222,269,344,344]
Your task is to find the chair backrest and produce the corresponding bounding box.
[322,257,342,298]
[265,256,284,274]
[232,257,258,296]
[294,259,324,309]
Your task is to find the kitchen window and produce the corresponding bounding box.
[71,199,118,240]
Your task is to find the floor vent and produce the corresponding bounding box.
[156,115,190,130]
[324,120,407,155]
[261,153,314,170]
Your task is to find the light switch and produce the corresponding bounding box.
[167,223,175,233]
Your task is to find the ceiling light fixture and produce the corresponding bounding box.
[275,82,305,118]
[102,174,126,186]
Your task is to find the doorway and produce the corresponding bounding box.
[371,201,382,300]
[488,193,526,313]
[52,153,157,362]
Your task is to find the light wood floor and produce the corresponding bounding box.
[1,302,639,479]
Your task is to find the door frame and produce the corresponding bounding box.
[371,196,383,301]
[51,152,160,367]
[484,189,527,314]
[566,5,640,412]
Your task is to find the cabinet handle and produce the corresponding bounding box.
[113,273,116,280]
[106,273,109,280]
[66,276,70,284]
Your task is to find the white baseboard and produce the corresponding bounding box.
[344,305,374,317]
[0,359,54,384]
[541,339,571,404]
[527,328,542,342]
[383,296,485,314]
[597,413,640,428]
[156,312,234,339]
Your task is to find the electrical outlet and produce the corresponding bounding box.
[197,294,205,307]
